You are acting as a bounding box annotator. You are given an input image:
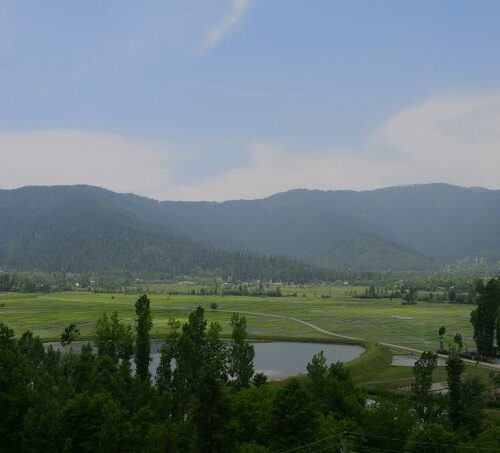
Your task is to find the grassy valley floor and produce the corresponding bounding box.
[0,286,495,389]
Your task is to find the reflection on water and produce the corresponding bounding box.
[47,340,364,380]
[147,341,364,379]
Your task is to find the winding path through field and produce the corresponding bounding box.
[210,307,500,372]
[49,296,500,371]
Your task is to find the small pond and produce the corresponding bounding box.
[392,354,446,367]
[47,341,364,380]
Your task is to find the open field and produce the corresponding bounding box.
[0,286,494,388]
[0,286,476,349]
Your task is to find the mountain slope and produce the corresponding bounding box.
[141,184,500,270]
[1,183,500,273]
[0,186,340,281]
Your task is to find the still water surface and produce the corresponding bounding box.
[48,341,364,380]
[149,341,364,379]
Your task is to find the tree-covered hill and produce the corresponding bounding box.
[2,183,500,273]
[0,186,344,282]
[145,184,500,271]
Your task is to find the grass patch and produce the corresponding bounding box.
[347,342,392,385]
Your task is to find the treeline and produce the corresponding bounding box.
[0,271,80,293]
[1,298,500,452]
[437,278,500,361]
[354,282,478,304]
[0,271,131,293]
[0,267,373,295]
[355,285,399,299]
[190,283,284,297]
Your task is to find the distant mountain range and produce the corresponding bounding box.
[1,183,500,277]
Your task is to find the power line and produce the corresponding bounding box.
[356,445,409,453]
[346,431,500,452]
[311,440,344,453]
[281,429,500,453]
[279,433,341,453]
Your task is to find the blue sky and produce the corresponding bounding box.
[1,0,500,200]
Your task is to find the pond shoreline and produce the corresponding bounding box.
[45,339,365,380]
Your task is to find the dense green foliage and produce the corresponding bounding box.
[412,351,439,422]
[471,278,500,358]
[0,271,82,292]
[95,312,133,364]
[446,353,466,429]
[0,297,499,452]
[228,313,254,389]
[135,295,153,381]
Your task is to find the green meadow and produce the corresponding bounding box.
[0,286,475,348]
[0,286,490,388]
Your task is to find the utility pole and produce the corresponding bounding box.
[340,431,348,453]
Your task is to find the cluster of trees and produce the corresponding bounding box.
[0,271,81,293]
[0,271,137,294]
[1,296,500,452]
[0,296,500,453]
[194,283,283,298]
[0,264,363,294]
[403,286,477,305]
[413,288,476,304]
[353,283,477,305]
[445,287,476,304]
[411,351,486,433]
[471,278,500,359]
[351,276,483,304]
[0,296,266,452]
[355,285,399,300]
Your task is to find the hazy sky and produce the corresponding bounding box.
[1,0,500,200]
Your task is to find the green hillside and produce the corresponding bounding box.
[0,186,343,282]
[2,183,500,273]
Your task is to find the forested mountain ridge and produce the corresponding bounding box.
[147,184,500,270]
[1,183,500,273]
[0,186,344,281]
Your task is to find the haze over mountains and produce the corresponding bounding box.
[1,183,499,277]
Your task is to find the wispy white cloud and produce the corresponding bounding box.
[200,0,252,53]
[163,143,400,201]
[163,92,500,200]
[3,92,500,201]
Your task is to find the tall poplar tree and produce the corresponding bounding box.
[412,351,438,422]
[172,306,207,420]
[229,313,255,389]
[471,279,500,358]
[192,322,230,453]
[135,295,152,381]
[446,353,465,429]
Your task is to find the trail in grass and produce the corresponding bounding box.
[48,297,500,371]
[152,304,500,371]
[212,308,500,371]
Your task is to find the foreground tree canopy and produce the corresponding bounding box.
[0,296,499,452]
